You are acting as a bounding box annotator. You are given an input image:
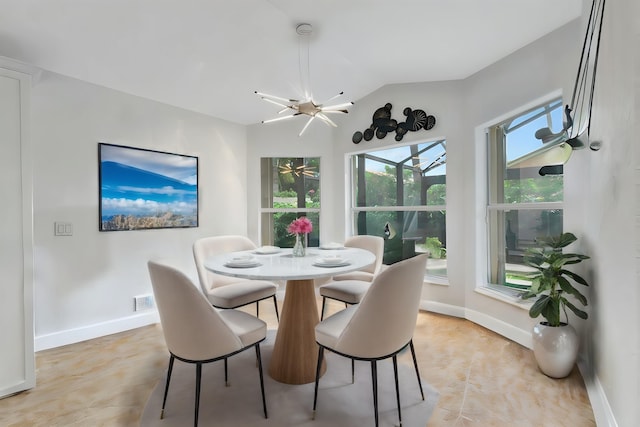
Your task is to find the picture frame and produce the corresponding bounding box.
[98,143,199,231]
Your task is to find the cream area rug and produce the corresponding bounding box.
[141,332,439,427]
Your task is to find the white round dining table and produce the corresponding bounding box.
[204,247,376,384]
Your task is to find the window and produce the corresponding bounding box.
[486,99,564,293]
[350,140,447,278]
[260,157,320,247]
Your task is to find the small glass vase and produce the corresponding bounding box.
[292,233,306,257]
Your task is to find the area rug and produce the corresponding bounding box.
[141,332,439,426]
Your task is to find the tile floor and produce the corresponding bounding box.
[0,300,595,426]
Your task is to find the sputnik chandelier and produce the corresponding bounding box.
[255,23,353,136]
[278,161,316,177]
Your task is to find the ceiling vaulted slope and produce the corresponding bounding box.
[0,0,581,125]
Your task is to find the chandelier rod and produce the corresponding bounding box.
[297,23,313,101]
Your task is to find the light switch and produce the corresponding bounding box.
[54,222,73,236]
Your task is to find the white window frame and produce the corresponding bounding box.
[475,90,564,302]
[346,139,448,283]
[258,157,321,247]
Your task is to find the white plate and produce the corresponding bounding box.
[254,246,281,254]
[313,261,351,268]
[224,260,262,268]
[319,243,345,250]
[313,258,350,268]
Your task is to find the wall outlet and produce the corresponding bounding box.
[134,294,154,311]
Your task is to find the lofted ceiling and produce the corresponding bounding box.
[0,0,582,125]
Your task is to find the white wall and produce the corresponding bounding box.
[29,71,249,350]
[578,0,640,424]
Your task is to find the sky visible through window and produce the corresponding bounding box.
[364,142,446,177]
[505,101,564,161]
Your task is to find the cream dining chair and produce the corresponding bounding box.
[193,235,279,321]
[312,254,428,427]
[318,235,384,320]
[147,259,268,427]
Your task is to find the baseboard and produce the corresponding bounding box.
[34,311,159,352]
[420,300,532,348]
[420,301,532,349]
[464,308,533,349]
[577,359,619,427]
[420,300,466,318]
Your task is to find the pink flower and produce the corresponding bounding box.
[287,216,313,235]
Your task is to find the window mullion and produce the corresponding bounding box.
[487,202,564,211]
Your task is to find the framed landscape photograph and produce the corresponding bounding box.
[98,143,199,231]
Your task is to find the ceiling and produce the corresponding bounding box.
[0,0,582,126]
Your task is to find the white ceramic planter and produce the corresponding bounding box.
[531,322,579,378]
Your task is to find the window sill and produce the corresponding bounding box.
[424,275,449,286]
[475,285,532,311]
[380,264,448,286]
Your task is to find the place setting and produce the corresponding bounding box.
[253,245,282,255]
[319,242,345,250]
[313,254,351,268]
[224,254,262,268]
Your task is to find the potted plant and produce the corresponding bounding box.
[520,232,590,378]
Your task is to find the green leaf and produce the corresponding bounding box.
[554,233,578,248]
[536,232,577,249]
[558,276,587,305]
[529,277,541,295]
[562,297,589,320]
[529,295,551,318]
[523,254,545,269]
[561,269,589,287]
[541,297,561,326]
[558,253,588,261]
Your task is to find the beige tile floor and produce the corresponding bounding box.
[0,299,595,427]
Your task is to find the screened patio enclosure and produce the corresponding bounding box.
[351,140,447,277]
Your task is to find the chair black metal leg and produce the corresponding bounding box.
[312,346,325,419]
[160,355,175,419]
[255,344,268,418]
[195,362,202,427]
[393,355,402,427]
[351,359,355,383]
[320,297,327,321]
[224,357,229,386]
[256,301,260,318]
[371,360,379,427]
[409,340,425,400]
[272,295,280,322]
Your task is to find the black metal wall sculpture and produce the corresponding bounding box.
[352,103,436,143]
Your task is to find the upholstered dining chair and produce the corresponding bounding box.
[312,254,428,427]
[148,259,268,427]
[193,235,279,321]
[318,235,384,320]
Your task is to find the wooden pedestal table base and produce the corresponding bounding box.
[269,279,326,384]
